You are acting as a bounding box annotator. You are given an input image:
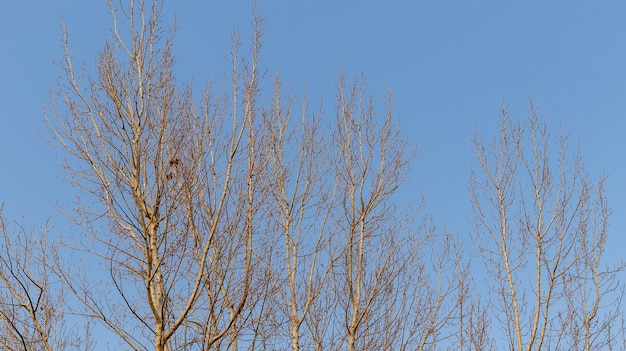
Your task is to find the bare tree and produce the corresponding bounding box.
[561,176,624,350]
[469,103,624,351]
[47,0,266,350]
[458,289,494,351]
[328,74,409,351]
[0,204,91,351]
[184,14,269,351]
[326,74,467,351]
[259,75,338,351]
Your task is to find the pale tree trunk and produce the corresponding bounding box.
[331,74,409,351]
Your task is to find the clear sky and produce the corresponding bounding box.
[0,0,625,345]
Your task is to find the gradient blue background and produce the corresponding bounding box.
[1,0,624,345]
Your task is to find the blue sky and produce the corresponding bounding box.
[1,0,625,344]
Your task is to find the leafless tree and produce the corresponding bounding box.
[47,0,267,350]
[560,176,624,350]
[258,75,338,351]
[0,204,91,351]
[326,74,467,351]
[469,103,624,351]
[327,74,409,351]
